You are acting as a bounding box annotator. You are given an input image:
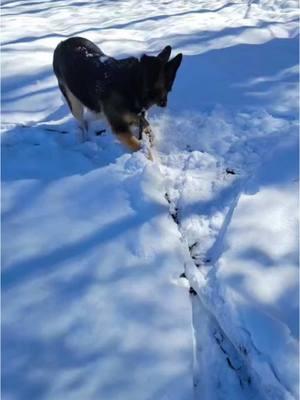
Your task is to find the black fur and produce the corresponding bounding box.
[53,37,142,113]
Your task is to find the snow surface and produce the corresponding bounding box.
[1,1,299,399]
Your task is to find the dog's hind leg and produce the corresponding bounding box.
[58,82,72,111]
[59,82,87,141]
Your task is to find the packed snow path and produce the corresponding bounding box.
[2,0,299,399]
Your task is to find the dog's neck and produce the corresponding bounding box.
[122,58,149,107]
[94,56,148,114]
[116,57,150,113]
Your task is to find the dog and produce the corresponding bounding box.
[53,37,182,153]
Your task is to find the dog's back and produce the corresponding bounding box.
[53,37,110,113]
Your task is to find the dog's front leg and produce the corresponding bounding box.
[105,108,152,159]
[138,113,154,146]
[143,125,154,147]
[116,131,141,152]
[116,131,153,161]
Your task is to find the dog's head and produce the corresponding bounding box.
[140,46,182,109]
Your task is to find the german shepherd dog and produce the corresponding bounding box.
[53,37,182,154]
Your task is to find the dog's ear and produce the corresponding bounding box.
[157,45,172,63]
[165,53,182,90]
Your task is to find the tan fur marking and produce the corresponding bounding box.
[116,132,141,151]
[116,133,153,160]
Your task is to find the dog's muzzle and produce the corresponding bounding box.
[158,99,167,107]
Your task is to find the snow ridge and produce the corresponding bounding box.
[156,107,298,399]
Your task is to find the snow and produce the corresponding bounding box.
[158,108,298,399]
[217,140,299,394]
[1,0,299,399]
[2,142,193,400]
